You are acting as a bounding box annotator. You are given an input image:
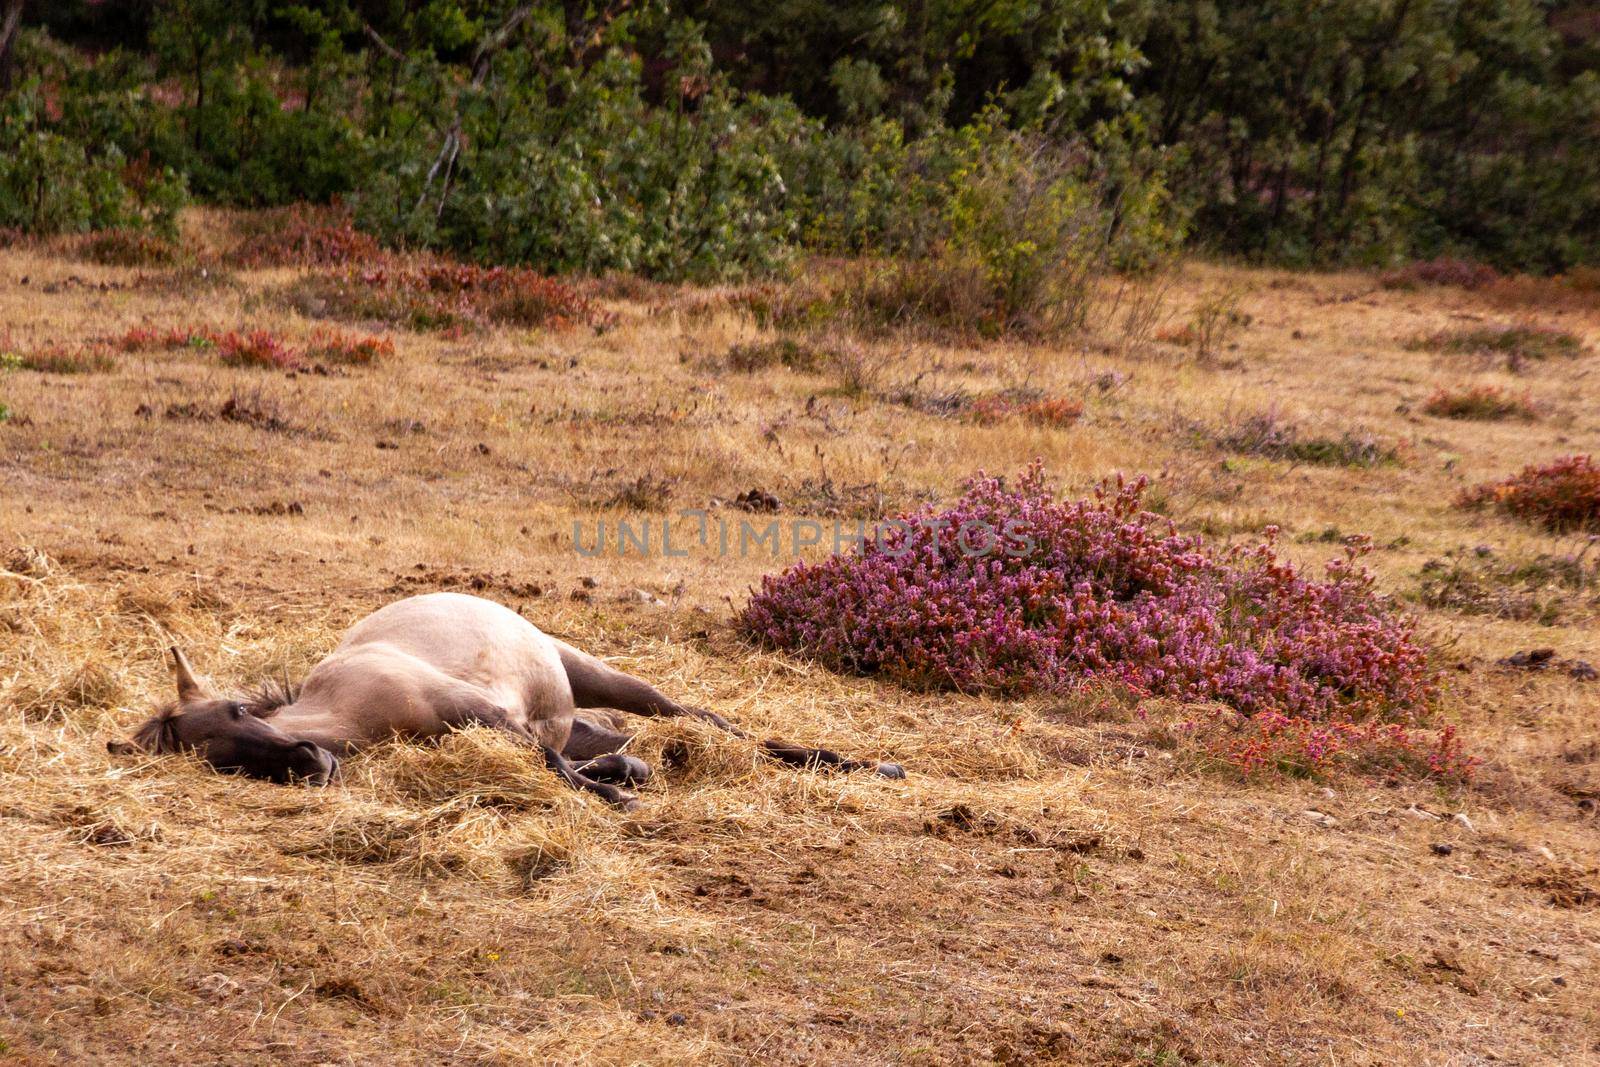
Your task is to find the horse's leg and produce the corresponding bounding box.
[564,715,652,785]
[554,641,905,779]
[542,744,638,808]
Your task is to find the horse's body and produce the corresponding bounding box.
[267,593,578,753]
[112,592,900,804]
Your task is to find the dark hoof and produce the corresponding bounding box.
[873,762,906,780]
[612,755,652,785]
[604,787,638,810]
[577,753,652,786]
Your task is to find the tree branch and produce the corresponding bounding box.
[361,21,404,64]
[415,5,534,216]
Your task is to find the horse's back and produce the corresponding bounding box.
[326,592,570,718]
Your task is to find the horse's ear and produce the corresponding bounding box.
[171,645,211,703]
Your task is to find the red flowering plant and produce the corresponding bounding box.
[741,464,1465,780]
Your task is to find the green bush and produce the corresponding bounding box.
[0,79,185,235]
[354,46,802,283]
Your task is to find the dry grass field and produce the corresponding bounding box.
[1,211,1598,1065]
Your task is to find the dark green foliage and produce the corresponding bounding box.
[1130,0,1600,270]
[7,0,1600,273]
[355,47,805,280]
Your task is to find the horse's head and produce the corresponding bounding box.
[107,647,337,786]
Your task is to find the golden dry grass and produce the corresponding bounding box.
[1,215,1598,1064]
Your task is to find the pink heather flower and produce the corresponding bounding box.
[740,463,1467,780]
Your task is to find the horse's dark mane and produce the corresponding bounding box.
[244,677,299,717]
[131,704,181,752]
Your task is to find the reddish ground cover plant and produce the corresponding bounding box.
[112,323,390,370]
[115,325,219,352]
[229,205,381,268]
[290,257,600,332]
[214,329,300,370]
[1458,455,1600,533]
[1421,384,1537,421]
[742,464,1460,779]
[969,393,1084,427]
[302,327,394,365]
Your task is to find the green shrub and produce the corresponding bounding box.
[355,48,802,283]
[0,79,185,236]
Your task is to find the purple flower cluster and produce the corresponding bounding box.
[741,465,1445,768]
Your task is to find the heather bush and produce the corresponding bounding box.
[76,228,180,267]
[1457,455,1600,533]
[302,328,393,366]
[1421,385,1537,422]
[112,323,388,371]
[114,325,218,353]
[742,466,1451,778]
[967,391,1083,428]
[1187,715,1473,781]
[215,329,299,370]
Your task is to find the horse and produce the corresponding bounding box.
[107,592,902,806]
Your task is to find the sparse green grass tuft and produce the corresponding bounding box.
[7,343,117,373]
[1217,409,1395,468]
[1409,324,1587,366]
[1416,548,1599,625]
[1422,384,1537,421]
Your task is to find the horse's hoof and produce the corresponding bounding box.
[873,762,906,780]
[613,755,651,785]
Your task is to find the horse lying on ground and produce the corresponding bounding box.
[108,592,902,806]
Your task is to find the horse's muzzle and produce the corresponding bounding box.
[298,744,339,786]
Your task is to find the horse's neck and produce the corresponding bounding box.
[267,700,355,754]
